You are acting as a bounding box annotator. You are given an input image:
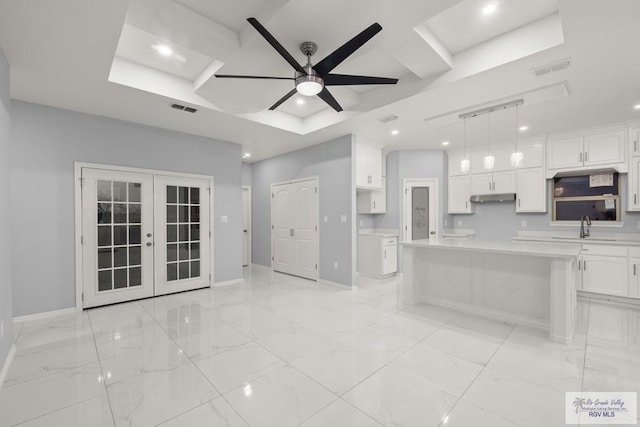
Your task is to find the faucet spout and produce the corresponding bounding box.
[580,215,591,238]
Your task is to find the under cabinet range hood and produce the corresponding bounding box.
[470,193,516,203]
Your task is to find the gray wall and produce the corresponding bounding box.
[0,48,13,366]
[374,150,449,234]
[251,135,354,285]
[241,162,252,187]
[452,175,640,241]
[11,101,243,316]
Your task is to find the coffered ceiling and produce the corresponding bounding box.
[0,0,639,161]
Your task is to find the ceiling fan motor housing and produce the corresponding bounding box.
[299,41,318,57]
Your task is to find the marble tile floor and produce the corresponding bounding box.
[1,265,639,427]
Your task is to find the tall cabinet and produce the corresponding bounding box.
[447,149,473,214]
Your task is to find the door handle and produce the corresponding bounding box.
[290,229,294,237]
[244,229,248,233]
[146,242,153,247]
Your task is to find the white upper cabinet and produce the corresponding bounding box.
[447,149,470,177]
[470,143,514,173]
[516,168,546,212]
[355,137,382,189]
[471,170,516,195]
[517,139,544,168]
[448,175,473,214]
[546,128,627,177]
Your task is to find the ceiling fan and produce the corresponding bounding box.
[214,18,399,112]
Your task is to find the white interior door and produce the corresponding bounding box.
[271,177,318,280]
[403,179,438,242]
[272,183,293,274]
[242,187,251,266]
[292,180,318,279]
[154,175,211,296]
[81,169,155,308]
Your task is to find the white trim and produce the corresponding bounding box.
[13,307,78,324]
[578,291,640,307]
[213,278,244,288]
[0,345,16,390]
[402,178,440,241]
[248,263,270,271]
[74,162,215,310]
[242,186,252,267]
[318,279,350,288]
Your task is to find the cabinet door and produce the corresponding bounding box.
[383,244,397,274]
[518,140,544,168]
[629,258,640,299]
[630,129,640,156]
[355,143,370,187]
[547,137,583,169]
[582,255,628,296]
[448,175,472,213]
[516,168,546,212]
[369,148,383,189]
[492,170,516,193]
[629,157,640,211]
[584,130,625,166]
[371,179,386,213]
[470,173,493,195]
[448,149,469,176]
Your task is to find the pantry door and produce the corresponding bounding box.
[81,169,155,308]
[154,175,211,296]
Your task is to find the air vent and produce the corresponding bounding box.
[170,103,198,114]
[533,58,571,77]
[377,114,398,123]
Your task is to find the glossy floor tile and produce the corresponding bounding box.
[1,266,639,426]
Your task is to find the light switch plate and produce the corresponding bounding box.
[521,220,527,228]
[220,216,228,223]
[340,215,347,223]
[457,220,462,226]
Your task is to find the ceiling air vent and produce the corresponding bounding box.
[533,58,571,77]
[377,114,399,123]
[170,103,198,114]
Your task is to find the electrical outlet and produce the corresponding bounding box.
[333,261,338,269]
[457,220,462,226]
[340,215,347,223]
[324,216,328,223]
[220,216,228,223]
[521,220,527,228]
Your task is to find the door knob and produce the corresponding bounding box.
[146,242,153,247]
[430,231,436,235]
[146,233,152,238]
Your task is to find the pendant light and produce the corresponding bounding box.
[483,109,495,170]
[460,117,470,173]
[510,104,523,167]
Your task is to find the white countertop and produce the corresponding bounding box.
[514,230,640,246]
[359,228,398,238]
[401,238,581,258]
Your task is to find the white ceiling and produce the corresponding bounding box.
[0,0,639,162]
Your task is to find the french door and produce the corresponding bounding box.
[81,167,211,308]
[271,177,318,280]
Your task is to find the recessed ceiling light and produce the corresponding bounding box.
[153,44,173,57]
[634,104,640,110]
[391,130,399,136]
[242,152,251,159]
[442,141,450,146]
[519,126,529,131]
[296,98,305,105]
[482,3,497,15]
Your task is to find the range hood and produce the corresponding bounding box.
[470,193,516,203]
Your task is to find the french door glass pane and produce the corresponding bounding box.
[166,185,201,281]
[96,179,145,293]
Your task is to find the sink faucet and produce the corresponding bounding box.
[580,215,591,238]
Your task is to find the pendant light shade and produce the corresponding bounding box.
[510,104,523,167]
[460,117,470,173]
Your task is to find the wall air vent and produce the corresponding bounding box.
[170,103,198,113]
[533,58,571,77]
[377,114,399,123]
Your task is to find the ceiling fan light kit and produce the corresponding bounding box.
[214,17,399,112]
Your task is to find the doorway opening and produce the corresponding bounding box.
[242,186,252,267]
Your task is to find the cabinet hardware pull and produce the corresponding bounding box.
[584,260,586,271]
[290,229,294,237]
[635,140,637,152]
[584,151,588,162]
[634,264,637,276]
[465,201,468,209]
[518,198,520,207]
[373,201,376,209]
[384,250,387,259]
[368,175,372,184]
[635,194,637,205]
[579,152,582,163]
[578,260,581,270]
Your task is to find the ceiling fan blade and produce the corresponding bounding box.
[247,18,306,75]
[215,74,294,80]
[313,23,382,77]
[269,88,298,110]
[317,88,343,112]
[324,74,398,86]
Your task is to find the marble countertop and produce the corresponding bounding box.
[401,238,581,258]
[359,228,399,238]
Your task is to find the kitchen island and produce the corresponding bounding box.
[401,239,581,343]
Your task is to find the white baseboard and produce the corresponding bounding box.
[213,279,244,288]
[13,307,78,324]
[0,345,16,389]
[248,264,271,271]
[318,279,351,288]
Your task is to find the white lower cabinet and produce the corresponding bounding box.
[358,235,397,278]
[581,253,628,297]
